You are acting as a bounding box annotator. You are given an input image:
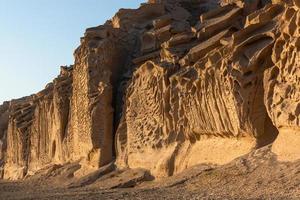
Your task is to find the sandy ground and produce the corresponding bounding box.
[0,145,300,200]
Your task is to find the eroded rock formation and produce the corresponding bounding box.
[0,0,300,180]
[116,0,283,177]
[4,67,73,179]
[0,102,9,178]
[265,1,300,161]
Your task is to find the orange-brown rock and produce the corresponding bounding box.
[1,0,300,182]
[264,1,300,161]
[0,102,9,178]
[4,67,73,180]
[115,0,285,177]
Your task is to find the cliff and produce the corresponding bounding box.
[0,0,299,181]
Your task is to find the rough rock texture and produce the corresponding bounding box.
[1,145,300,199]
[116,0,282,177]
[4,66,73,179]
[264,1,300,161]
[0,102,9,178]
[1,0,300,186]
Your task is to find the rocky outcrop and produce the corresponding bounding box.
[116,0,282,177]
[4,66,73,179]
[0,102,9,178]
[1,0,300,181]
[264,1,300,161]
[70,3,169,176]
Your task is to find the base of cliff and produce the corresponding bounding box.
[272,128,300,162]
[0,145,299,200]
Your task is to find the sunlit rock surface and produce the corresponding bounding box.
[0,0,300,180]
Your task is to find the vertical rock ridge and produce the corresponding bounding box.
[4,67,73,179]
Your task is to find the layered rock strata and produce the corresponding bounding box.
[0,102,9,178]
[116,0,283,177]
[265,1,300,161]
[0,0,300,180]
[4,67,73,179]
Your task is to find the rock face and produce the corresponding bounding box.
[0,102,9,178]
[116,0,282,177]
[1,0,300,180]
[264,1,300,161]
[4,67,73,179]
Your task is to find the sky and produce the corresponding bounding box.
[0,0,145,104]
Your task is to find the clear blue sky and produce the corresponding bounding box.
[0,0,145,104]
